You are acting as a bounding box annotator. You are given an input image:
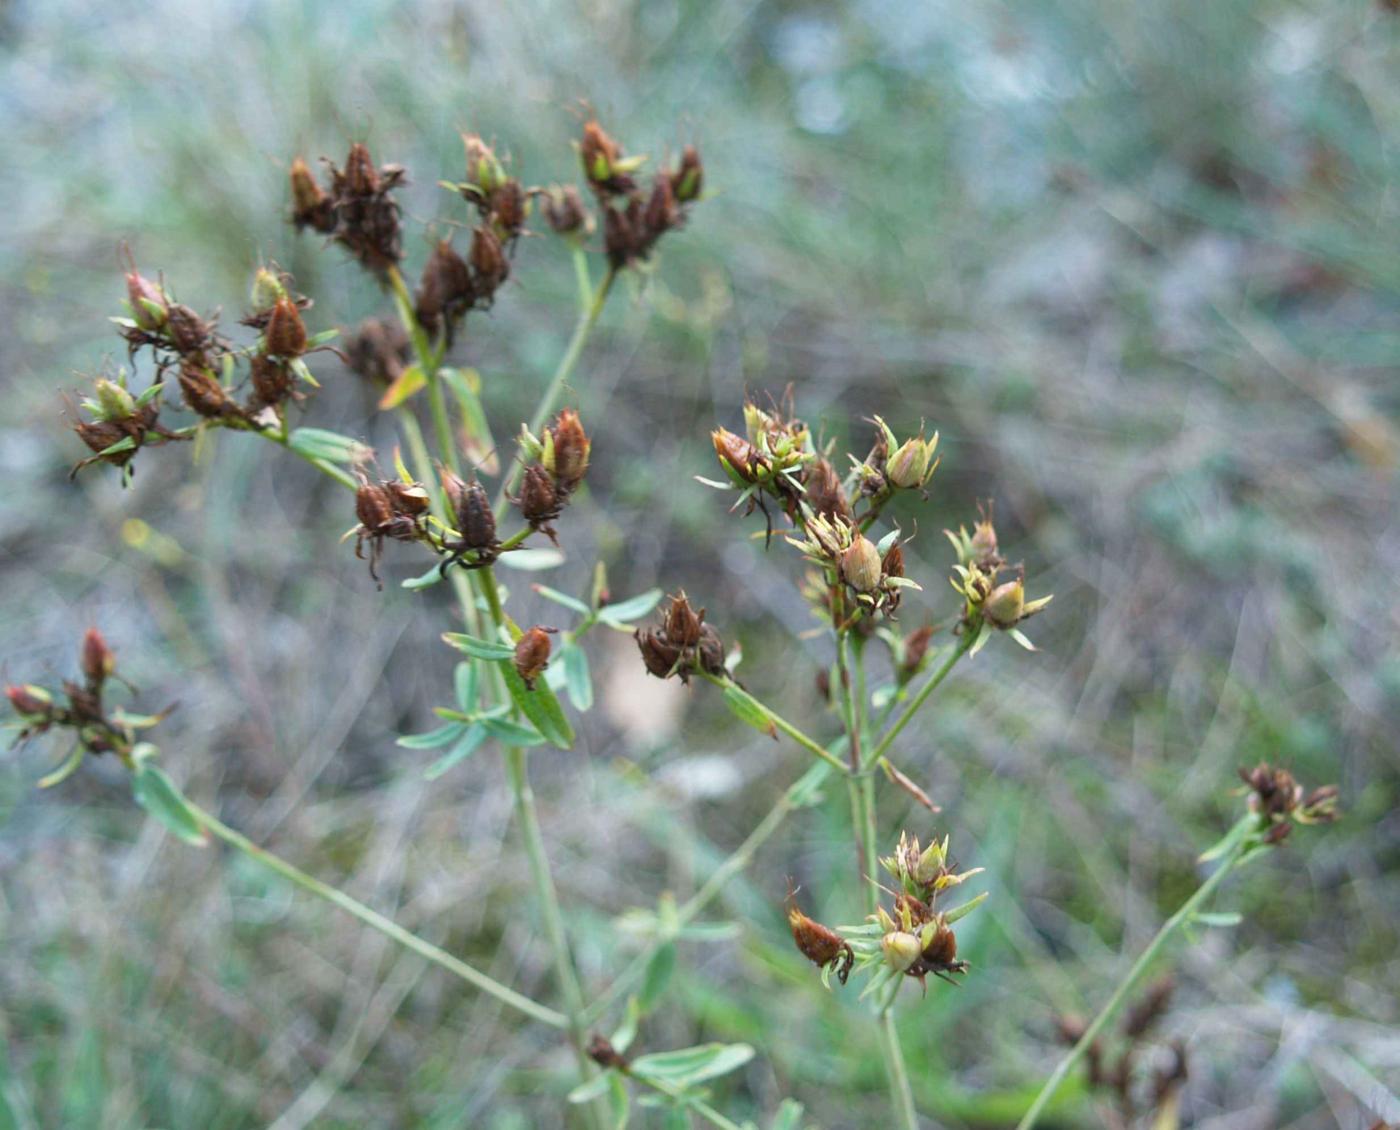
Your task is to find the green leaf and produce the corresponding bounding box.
[502,661,575,749]
[396,723,466,750]
[722,684,778,740]
[770,1100,805,1130]
[378,363,427,410]
[36,744,84,789]
[441,367,499,476]
[610,996,642,1054]
[132,763,208,846]
[630,1043,755,1089]
[534,584,591,615]
[401,564,447,591]
[424,723,489,780]
[1192,910,1243,928]
[943,891,988,924]
[307,328,340,348]
[441,632,515,660]
[638,942,676,1014]
[567,1073,614,1104]
[607,1073,630,1130]
[498,547,566,572]
[561,641,594,712]
[1198,815,1254,863]
[480,716,546,747]
[286,427,367,465]
[597,589,663,626]
[454,661,479,711]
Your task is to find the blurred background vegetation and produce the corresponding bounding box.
[2,0,1398,1126]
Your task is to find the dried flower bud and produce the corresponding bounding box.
[80,628,115,685]
[250,267,288,312]
[881,930,923,972]
[882,541,905,580]
[921,920,959,967]
[587,1035,630,1072]
[635,627,681,679]
[290,157,333,232]
[249,355,295,409]
[178,360,238,419]
[468,224,509,302]
[449,475,497,551]
[344,142,379,195]
[970,513,998,565]
[7,684,53,718]
[386,480,431,517]
[643,172,679,236]
[514,627,553,689]
[355,481,395,532]
[545,408,590,493]
[841,535,883,593]
[580,120,626,193]
[265,296,308,358]
[164,303,217,358]
[902,625,935,677]
[126,270,167,330]
[1299,784,1341,823]
[787,902,853,984]
[542,184,591,236]
[664,592,704,649]
[344,317,410,386]
[488,180,528,241]
[670,144,704,203]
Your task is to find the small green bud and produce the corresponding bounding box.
[881,930,923,972]
[983,579,1026,628]
[250,267,287,311]
[94,378,136,421]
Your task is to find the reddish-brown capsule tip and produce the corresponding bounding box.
[386,480,430,518]
[289,157,333,232]
[882,541,905,580]
[355,481,395,532]
[712,428,760,482]
[643,172,679,236]
[126,270,168,329]
[264,296,308,358]
[547,408,591,493]
[663,592,704,649]
[580,120,623,188]
[7,684,51,717]
[671,144,704,203]
[787,901,854,984]
[514,627,553,689]
[344,142,380,196]
[469,224,509,298]
[80,628,115,685]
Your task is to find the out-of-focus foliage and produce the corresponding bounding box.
[1,0,1397,1126]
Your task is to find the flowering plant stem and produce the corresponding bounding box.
[1014,815,1261,1130]
[184,798,568,1029]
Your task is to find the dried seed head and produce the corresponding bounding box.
[902,625,935,677]
[488,180,528,241]
[643,172,679,236]
[787,903,853,984]
[355,481,395,532]
[343,317,410,386]
[635,627,681,679]
[75,419,127,458]
[663,592,704,649]
[921,920,959,967]
[970,509,999,565]
[882,540,906,580]
[468,224,509,302]
[415,239,474,339]
[164,303,217,358]
[841,535,883,593]
[265,296,308,358]
[670,144,704,203]
[126,270,168,330]
[697,622,727,676]
[81,628,115,686]
[289,157,333,232]
[542,184,591,236]
[344,142,380,195]
[803,458,851,523]
[545,408,591,493]
[386,480,431,517]
[177,360,237,419]
[580,120,626,193]
[1300,784,1341,823]
[514,626,553,689]
[452,475,497,550]
[518,464,559,522]
[249,354,295,409]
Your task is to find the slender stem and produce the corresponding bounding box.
[495,266,617,513]
[260,430,359,491]
[697,671,848,773]
[185,800,567,1029]
[867,634,975,767]
[878,1011,920,1130]
[1014,818,1259,1130]
[637,1075,745,1130]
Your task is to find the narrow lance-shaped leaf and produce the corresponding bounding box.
[132,762,209,847]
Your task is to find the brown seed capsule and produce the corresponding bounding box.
[547,408,591,493]
[803,458,851,523]
[921,920,959,967]
[643,172,678,237]
[355,481,395,533]
[787,903,854,984]
[343,317,410,386]
[289,157,334,233]
[663,592,704,649]
[902,625,934,676]
[453,475,497,551]
[587,1035,629,1072]
[712,428,760,482]
[344,142,380,196]
[580,120,628,194]
[164,303,217,358]
[841,535,883,593]
[265,296,308,358]
[488,179,527,241]
[178,360,238,419]
[671,144,704,203]
[249,354,296,408]
[514,627,553,690]
[80,628,115,686]
[696,622,727,676]
[635,627,682,679]
[75,419,129,459]
[603,201,641,269]
[542,184,590,235]
[386,480,431,517]
[516,464,561,541]
[415,239,474,339]
[468,224,509,301]
[882,541,905,580]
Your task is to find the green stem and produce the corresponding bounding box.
[495,266,617,514]
[186,801,567,1029]
[697,671,848,773]
[637,1075,745,1130]
[878,1011,920,1130]
[867,634,975,767]
[260,430,359,491]
[1014,818,1259,1130]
